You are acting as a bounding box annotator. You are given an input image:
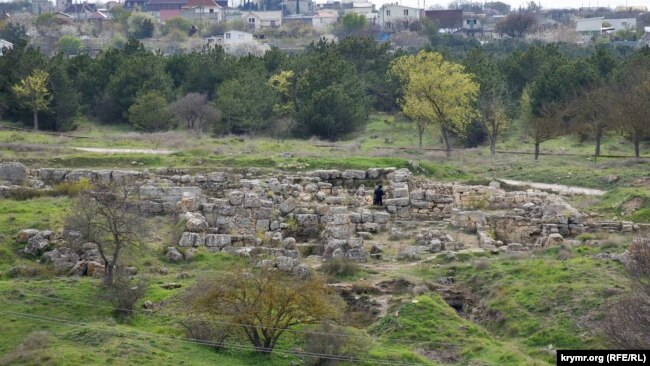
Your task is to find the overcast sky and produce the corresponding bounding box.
[372,0,650,10]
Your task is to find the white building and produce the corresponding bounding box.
[242,11,283,31]
[576,17,604,36]
[604,18,636,32]
[312,10,338,29]
[378,4,420,32]
[0,39,13,56]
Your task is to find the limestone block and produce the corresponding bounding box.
[342,170,366,180]
[296,214,319,226]
[373,212,391,224]
[204,234,231,248]
[228,191,244,205]
[243,193,260,208]
[385,198,409,207]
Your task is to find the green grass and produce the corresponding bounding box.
[369,294,545,365]
[590,187,650,222]
[414,243,629,363]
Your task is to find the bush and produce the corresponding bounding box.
[179,317,231,350]
[0,331,51,366]
[50,178,91,197]
[320,258,361,279]
[303,321,372,365]
[57,35,82,56]
[100,274,148,322]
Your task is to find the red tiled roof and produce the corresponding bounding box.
[183,0,220,7]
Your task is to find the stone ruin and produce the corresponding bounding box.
[4,161,649,269]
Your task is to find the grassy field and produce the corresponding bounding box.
[0,114,647,365]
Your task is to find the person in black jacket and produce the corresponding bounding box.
[373,185,385,206]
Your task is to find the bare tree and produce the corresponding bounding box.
[570,85,610,158]
[605,238,650,349]
[521,88,565,160]
[65,179,148,286]
[612,72,650,158]
[169,93,221,134]
[478,84,510,155]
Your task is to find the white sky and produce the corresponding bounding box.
[371,0,650,10]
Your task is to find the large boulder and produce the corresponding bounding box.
[42,248,80,272]
[17,229,40,243]
[276,256,300,272]
[24,234,49,256]
[0,162,27,185]
[184,213,208,233]
[279,198,297,215]
[166,247,184,262]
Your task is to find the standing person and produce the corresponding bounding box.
[374,184,385,206]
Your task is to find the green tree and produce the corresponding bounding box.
[188,267,342,354]
[215,72,276,134]
[41,55,80,131]
[57,35,82,56]
[128,91,173,132]
[281,48,370,139]
[128,13,156,39]
[106,52,173,122]
[12,69,51,130]
[335,13,372,38]
[0,22,29,45]
[390,51,478,155]
[495,12,538,38]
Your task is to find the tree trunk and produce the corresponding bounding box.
[595,132,601,157]
[104,262,114,286]
[441,126,451,157]
[635,140,641,158]
[33,108,39,131]
[534,142,540,160]
[489,133,496,155]
[418,127,423,149]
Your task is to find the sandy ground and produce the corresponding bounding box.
[500,179,605,196]
[74,147,177,155]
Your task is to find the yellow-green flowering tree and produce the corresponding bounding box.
[390,51,478,155]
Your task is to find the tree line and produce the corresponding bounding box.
[0,37,649,156]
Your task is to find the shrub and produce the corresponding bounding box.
[320,258,361,279]
[179,317,231,350]
[100,274,148,322]
[50,178,91,197]
[303,321,372,365]
[0,331,51,366]
[576,233,595,243]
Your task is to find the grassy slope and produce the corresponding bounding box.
[414,243,629,364]
[0,115,645,365]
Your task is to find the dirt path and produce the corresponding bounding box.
[74,147,177,155]
[500,179,605,196]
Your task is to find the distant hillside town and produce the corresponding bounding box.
[0,0,649,55]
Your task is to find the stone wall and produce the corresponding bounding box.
[10,166,647,257]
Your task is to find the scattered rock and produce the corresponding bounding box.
[17,229,40,243]
[143,300,154,309]
[166,247,184,262]
[0,162,27,185]
[184,213,208,233]
[24,234,49,256]
[161,283,182,290]
[370,244,382,259]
